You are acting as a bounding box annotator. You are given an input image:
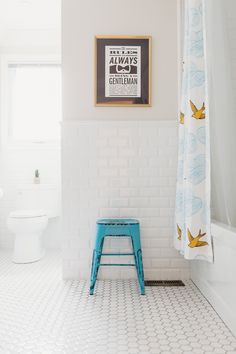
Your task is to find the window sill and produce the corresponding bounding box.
[5,140,61,150]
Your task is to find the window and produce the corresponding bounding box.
[8,63,61,142]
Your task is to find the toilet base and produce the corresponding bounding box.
[13,232,45,264]
[13,250,45,264]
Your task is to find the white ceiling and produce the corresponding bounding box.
[0,0,61,48]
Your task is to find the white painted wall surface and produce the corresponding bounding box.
[0,50,61,250]
[0,145,61,249]
[0,0,61,49]
[62,1,189,279]
[62,0,178,121]
[0,0,61,250]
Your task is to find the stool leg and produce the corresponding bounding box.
[90,226,105,295]
[89,250,97,295]
[136,249,145,295]
[131,225,145,295]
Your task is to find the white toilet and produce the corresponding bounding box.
[7,184,60,263]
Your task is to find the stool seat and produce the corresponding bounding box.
[90,218,145,295]
[97,218,139,225]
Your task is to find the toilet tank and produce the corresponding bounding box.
[16,184,60,218]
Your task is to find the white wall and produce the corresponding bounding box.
[0,0,61,250]
[62,0,178,121]
[62,120,189,280]
[0,0,61,49]
[0,48,61,251]
[0,144,61,249]
[62,0,190,280]
[0,50,61,250]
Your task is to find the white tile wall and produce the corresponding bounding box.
[62,120,190,280]
[0,145,61,249]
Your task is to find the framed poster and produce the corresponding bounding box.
[95,35,151,107]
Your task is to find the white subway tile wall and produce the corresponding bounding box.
[62,121,190,280]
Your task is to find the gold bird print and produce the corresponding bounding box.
[180,112,185,124]
[177,224,182,240]
[187,228,209,248]
[190,100,205,119]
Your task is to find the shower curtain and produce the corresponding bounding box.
[174,0,213,262]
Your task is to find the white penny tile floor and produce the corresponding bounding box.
[0,251,235,354]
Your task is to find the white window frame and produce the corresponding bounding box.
[0,54,61,149]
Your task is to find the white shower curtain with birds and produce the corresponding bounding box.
[174,0,213,262]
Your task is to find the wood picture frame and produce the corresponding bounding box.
[95,35,152,107]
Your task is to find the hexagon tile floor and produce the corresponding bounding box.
[0,252,235,354]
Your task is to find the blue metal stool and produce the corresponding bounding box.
[89,218,145,295]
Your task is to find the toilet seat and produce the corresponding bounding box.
[9,210,47,219]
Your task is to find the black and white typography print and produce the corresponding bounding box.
[105,46,141,98]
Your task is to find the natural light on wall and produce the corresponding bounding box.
[8,64,61,142]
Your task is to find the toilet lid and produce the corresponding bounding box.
[9,210,47,218]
